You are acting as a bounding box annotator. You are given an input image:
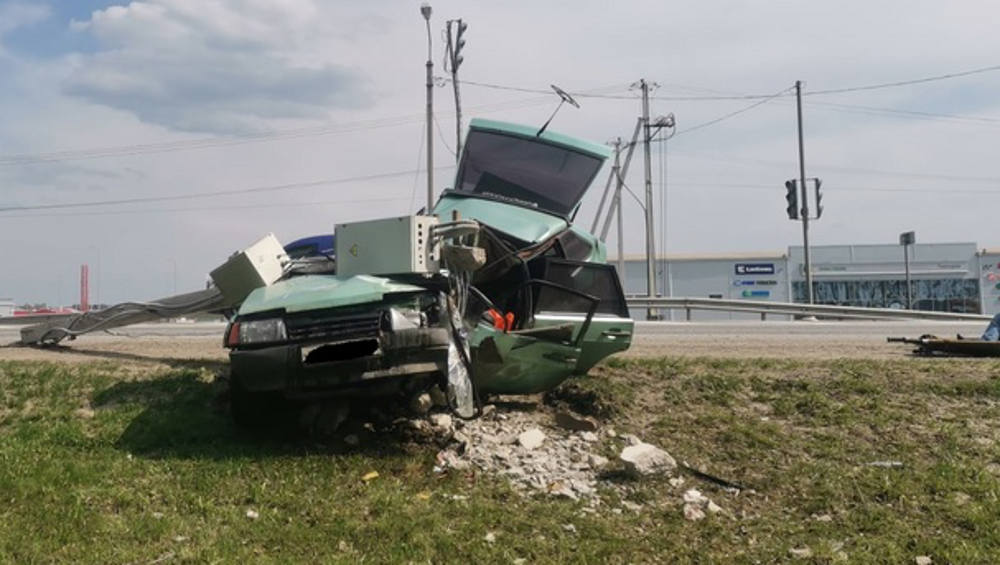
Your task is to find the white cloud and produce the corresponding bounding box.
[64,0,371,134]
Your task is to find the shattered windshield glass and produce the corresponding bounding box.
[455,130,604,217]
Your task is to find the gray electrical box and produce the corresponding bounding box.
[210,233,289,306]
[335,215,440,277]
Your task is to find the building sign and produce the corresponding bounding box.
[742,290,771,298]
[734,279,779,287]
[735,263,775,275]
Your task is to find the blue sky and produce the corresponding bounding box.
[1,1,108,57]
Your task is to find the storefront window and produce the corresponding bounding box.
[792,279,980,313]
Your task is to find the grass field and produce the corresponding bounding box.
[1,355,998,563]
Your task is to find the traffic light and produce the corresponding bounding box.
[785,179,799,220]
[814,177,823,219]
[449,19,468,71]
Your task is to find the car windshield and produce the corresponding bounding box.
[454,129,604,216]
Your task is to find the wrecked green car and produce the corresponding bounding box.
[223,119,634,423]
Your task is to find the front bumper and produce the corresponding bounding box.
[230,327,450,398]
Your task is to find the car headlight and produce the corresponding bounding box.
[237,318,287,345]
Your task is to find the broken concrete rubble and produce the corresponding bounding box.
[429,413,453,432]
[683,503,706,521]
[369,399,733,511]
[409,392,433,415]
[518,428,546,450]
[620,442,677,476]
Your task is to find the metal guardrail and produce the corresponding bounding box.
[626,296,992,322]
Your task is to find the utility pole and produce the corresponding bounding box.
[445,19,468,161]
[599,118,642,242]
[611,138,626,285]
[640,79,658,318]
[795,80,813,304]
[421,3,435,212]
[899,231,915,309]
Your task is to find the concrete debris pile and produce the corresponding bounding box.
[435,404,608,500]
[681,487,724,521]
[425,401,673,501]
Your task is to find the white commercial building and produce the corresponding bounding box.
[616,242,1000,320]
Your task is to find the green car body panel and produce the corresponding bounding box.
[239,274,426,315]
[432,194,569,243]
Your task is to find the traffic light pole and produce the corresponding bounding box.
[796,81,814,304]
[446,19,468,161]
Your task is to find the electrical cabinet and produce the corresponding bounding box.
[335,215,440,277]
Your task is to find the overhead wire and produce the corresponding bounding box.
[803,63,1000,96]
[433,113,456,157]
[409,122,427,213]
[671,86,795,137]
[6,64,999,168]
[457,63,1000,102]
[0,196,418,220]
[0,166,456,213]
[666,149,1000,184]
[803,100,1000,127]
[0,95,556,167]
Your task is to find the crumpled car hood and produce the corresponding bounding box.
[433,194,568,243]
[239,274,426,315]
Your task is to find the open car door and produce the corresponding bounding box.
[531,259,634,373]
[469,279,600,395]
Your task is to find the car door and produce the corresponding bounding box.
[531,259,634,373]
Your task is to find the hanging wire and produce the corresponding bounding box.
[409,122,426,213]
[433,114,457,157]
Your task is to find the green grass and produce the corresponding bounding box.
[2,356,1000,563]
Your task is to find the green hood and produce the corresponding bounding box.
[239,274,426,315]
[433,194,568,243]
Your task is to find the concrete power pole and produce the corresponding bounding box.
[610,139,626,285]
[795,80,813,304]
[640,79,658,319]
[421,4,435,212]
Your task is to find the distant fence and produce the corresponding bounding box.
[625,296,992,322]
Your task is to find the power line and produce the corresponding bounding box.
[672,87,794,136]
[0,117,426,166]
[432,113,456,157]
[668,150,1000,184]
[8,64,999,168]
[804,64,1000,96]
[0,196,414,220]
[9,179,1000,221]
[663,180,1000,194]
[803,100,1000,126]
[454,78,784,101]
[0,166,456,213]
[458,63,1000,102]
[0,96,557,167]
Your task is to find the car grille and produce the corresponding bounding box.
[284,309,382,343]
